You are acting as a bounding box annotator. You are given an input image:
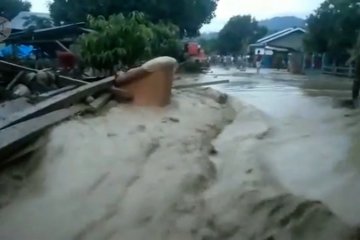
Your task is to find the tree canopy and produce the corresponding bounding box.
[0,0,31,20]
[305,0,360,58]
[49,0,218,37]
[217,15,267,55]
[78,12,182,70]
[198,38,218,54]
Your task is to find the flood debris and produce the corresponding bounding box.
[0,56,182,165]
[27,85,77,103]
[88,93,112,113]
[5,71,25,91]
[173,79,230,90]
[114,56,178,107]
[209,145,218,155]
[0,75,115,130]
[0,60,87,89]
[0,59,113,165]
[0,76,115,164]
[0,105,87,164]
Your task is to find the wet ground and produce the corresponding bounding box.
[0,67,360,239]
[201,67,360,225]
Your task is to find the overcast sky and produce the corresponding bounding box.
[30,0,324,32]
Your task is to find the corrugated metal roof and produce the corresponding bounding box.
[10,11,52,30]
[256,28,294,43]
[256,27,306,44]
[6,23,86,42]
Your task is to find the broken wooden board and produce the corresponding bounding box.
[89,93,112,113]
[0,86,77,119]
[0,60,36,73]
[6,71,25,90]
[173,80,230,89]
[58,75,89,86]
[0,105,87,162]
[0,60,88,86]
[28,85,77,103]
[0,76,115,130]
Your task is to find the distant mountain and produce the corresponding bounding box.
[259,16,306,32]
[199,16,305,39]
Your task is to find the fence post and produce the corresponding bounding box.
[349,65,353,77]
[321,53,326,72]
[311,53,315,69]
[332,60,336,74]
[302,53,306,73]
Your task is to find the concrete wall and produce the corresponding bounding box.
[270,31,305,51]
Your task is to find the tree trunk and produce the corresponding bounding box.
[352,58,360,101]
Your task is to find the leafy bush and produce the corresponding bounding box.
[150,22,183,59]
[78,12,182,72]
[78,12,153,71]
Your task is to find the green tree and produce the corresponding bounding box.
[198,38,218,54]
[305,0,360,58]
[0,0,31,20]
[150,21,183,59]
[49,0,218,37]
[78,12,182,71]
[306,0,360,102]
[217,15,267,55]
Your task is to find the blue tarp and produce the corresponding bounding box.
[0,45,34,59]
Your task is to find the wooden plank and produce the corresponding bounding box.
[0,60,36,73]
[58,75,89,86]
[0,86,76,119]
[173,80,230,89]
[0,76,115,130]
[0,60,88,86]
[6,71,25,90]
[89,93,112,112]
[0,105,87,162]
[28,85,77,103]
[55,40,72,53]
[37,85,77,98]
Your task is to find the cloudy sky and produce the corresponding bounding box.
[30,0,324,32]
[201,0,324,32]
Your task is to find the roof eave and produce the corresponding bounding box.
[255,28,306,45]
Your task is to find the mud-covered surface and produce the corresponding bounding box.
[0,69,359,239]
[210,67,360,226]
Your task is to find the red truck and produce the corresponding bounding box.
[184,42,207,63]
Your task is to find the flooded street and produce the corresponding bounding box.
[207,67,360,225]
[0,67,360,239]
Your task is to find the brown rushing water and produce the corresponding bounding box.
[0,67,359,240]
[205,67,360,225]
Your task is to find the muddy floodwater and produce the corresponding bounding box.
[0,67,360,239]
[205,67,360,225]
